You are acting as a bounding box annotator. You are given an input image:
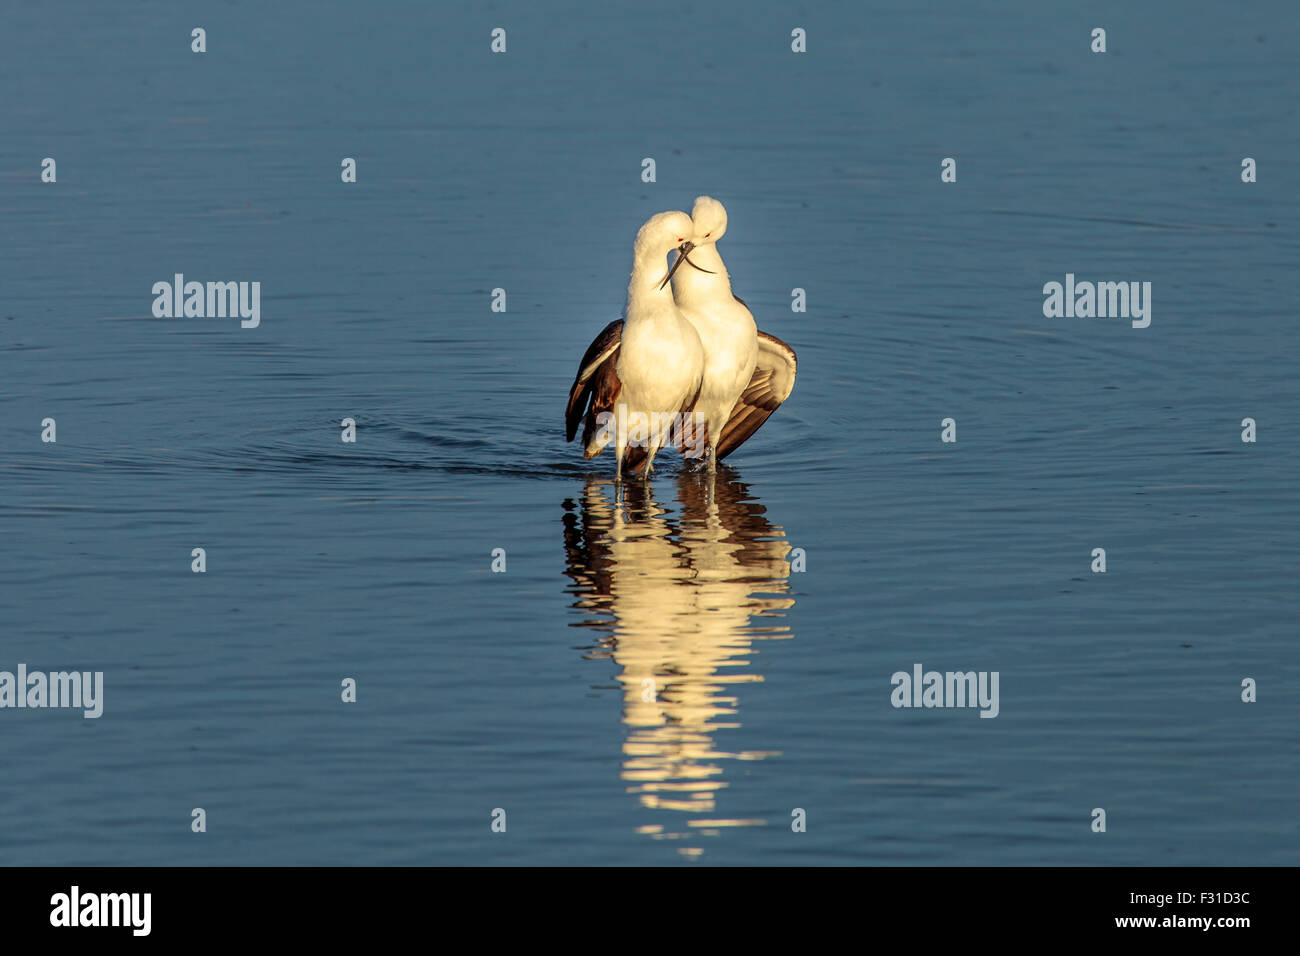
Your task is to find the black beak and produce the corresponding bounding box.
[683,253,715,275]
[659,241,715,290]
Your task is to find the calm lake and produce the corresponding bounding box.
[2,0,1297,865]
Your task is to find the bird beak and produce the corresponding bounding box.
[683,253,715,275]
[659,241,714,290]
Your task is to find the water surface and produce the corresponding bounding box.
[2,0,1297,864]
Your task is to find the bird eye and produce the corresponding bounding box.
[705,232,711,238]
[676,238,684,242]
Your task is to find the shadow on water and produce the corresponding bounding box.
[561,470,796,857]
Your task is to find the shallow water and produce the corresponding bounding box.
[2,1,1298,865]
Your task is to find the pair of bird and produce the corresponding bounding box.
[565,196,797,481]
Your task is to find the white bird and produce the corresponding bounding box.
[566,210,705,481]
[671,196,797,471]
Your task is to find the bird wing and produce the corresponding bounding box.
[714,329,797,461]
[565,319,622,443]
[563,319,655,473]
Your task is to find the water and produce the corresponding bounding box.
[2,0,1297,865]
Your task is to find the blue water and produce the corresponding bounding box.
[2,0,1297,865]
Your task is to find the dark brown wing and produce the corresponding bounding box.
[565,320,622,442]
[565,318,710,475]
[580,359,623,454]
[715,330,797,462]
[564,320,655,473]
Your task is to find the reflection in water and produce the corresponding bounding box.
[562,472,796,856]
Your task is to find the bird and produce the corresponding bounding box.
[565,210,705,482]
[671,196,797,471]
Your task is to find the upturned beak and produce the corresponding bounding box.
[659,241,715,290]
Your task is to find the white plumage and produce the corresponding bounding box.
[566,200,795,477]
[565,211,704,481]
[671,196,796,470]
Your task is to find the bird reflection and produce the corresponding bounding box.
[561,471,796,856]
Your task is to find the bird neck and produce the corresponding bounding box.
[671,244,731,302]
[626,251,676,313]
